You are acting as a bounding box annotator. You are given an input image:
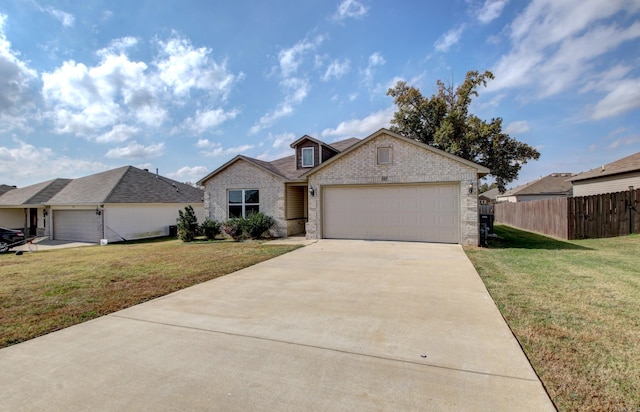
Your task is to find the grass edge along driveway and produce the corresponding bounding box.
[465,225,640,412]
[0,238,300,349]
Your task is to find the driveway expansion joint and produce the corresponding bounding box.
[109,313,539,383]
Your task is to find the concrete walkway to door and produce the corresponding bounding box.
[0,240,554,411]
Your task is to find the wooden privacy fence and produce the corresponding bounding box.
[494,189,639,240]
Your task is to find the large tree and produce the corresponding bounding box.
[387,70,539,191]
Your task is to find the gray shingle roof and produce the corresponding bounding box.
[0,184,17,196]
[479,187,501,200]
[569,152,640,182]
[0,179,72,205]
[198,137,361,184]
[499,173,575,197]
[47,166,204,205]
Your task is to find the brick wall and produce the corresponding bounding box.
[202,160,287,237]
[306,132,480,245]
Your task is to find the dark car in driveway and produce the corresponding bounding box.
[0,227,25,252]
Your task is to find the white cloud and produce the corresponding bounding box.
[321,106,394,138]
[434,25,466,52]
[96,124,139,143]
[105,141,165,159]
[322,58,350,81]
[476,0,509,24]
[167,166,209,183]
[43,7,75,27]
[489,0,640,102]
[333,0,369,22]
[504,120,530,134]
[249,103,295,134]
[41,34,242,137]
[186,108,239,134]
[591,78,640,120]
[0,14,39,125]
[0,139,106,186]
[362,51,385,86]
[198,142,254,158]
[607,134,640,149]
[251,36,323,133]
[156,36,243,99]
[277,36,324,78]
[270,132,296,149]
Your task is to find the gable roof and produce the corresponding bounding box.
[569,152,640,182]
[303,128,490,178]
[197,137,361,185]
[498,173,575,197]
[47,166,203,205]
[479,187,501,201]
[0,178,72,206]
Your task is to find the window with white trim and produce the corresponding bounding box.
[377,147,392,165]
[228,189,259,218]
[301,147,314,167]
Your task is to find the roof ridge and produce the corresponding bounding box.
[102,166,132,204]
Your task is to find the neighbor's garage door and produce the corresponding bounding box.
[323,184,459,243]
[53,210,100,243]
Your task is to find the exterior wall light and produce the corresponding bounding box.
[309,185,315,197]
[468,182,474,194]
[95,207,102,216]
[43,209,48,218]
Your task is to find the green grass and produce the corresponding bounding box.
[465,225,640,411]
[0,238,300,348]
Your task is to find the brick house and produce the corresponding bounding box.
[197,128,489,245]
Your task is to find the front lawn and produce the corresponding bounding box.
[0,238,300,348]
[465,225,640,411]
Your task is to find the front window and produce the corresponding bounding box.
[301,147,314,167]
[228,189,259,218]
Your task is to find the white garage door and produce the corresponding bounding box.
[53,210,100,242]
[323,184,460,243]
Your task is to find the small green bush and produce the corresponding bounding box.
[201,218,222,240]
[243,212,275,239]
[177,205,199,242]
[222,218,245,241]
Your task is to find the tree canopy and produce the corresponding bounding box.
[387,70,539,191]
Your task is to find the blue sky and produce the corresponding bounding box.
[1,0,639,188]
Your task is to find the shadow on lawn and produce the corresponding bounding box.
[486,225,592,250]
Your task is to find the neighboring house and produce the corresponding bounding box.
[0,184,16,196]
[479,187,500,204]
[496,173,575,203]
[198,128,489,245]
[568,152,640,197]
[0,166,204,243]
[0,179,72,236]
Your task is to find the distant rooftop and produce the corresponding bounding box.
[569,152,640,182]
[499,173,575,197]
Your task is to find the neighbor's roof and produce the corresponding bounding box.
[47,166,203,205]
[479,187,501,200]
[197,137,360,184]
[0,178,72,206]
[569,152,640,182]
[0,184,17,196]
[498,173,575,197]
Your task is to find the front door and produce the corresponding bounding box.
[29,208,38,236]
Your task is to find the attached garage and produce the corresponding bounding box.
[53,210,100,243]
[323,184,460,243]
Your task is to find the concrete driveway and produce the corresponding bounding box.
[0,240,554,411]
